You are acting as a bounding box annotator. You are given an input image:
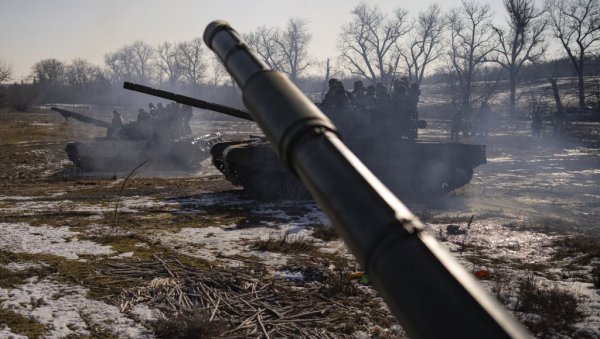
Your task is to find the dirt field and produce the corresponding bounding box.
[0,108,599,338]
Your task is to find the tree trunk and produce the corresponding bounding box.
[578,71,585,109]
[548,78,563,113]
[509,72,516,117]
[321,58,330,100]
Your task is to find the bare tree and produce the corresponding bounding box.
[401,4,445,86]
[177,38,208,88]
[104,45,136,83]
[104,52,124,83]
[131,40,155,84]
[547,0,600,109]
[339,2,411,86]
[447,0,497,114]
[65,59,98,89]
[207,55,231,87]
[31,58,65,85]
[491,0,546,117]
[156,41,182,87]
[245,26,284,71]
[272,18,313,82]
[0,58,13,83]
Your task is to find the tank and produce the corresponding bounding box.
[210,123,486,200]
[122,82,486,199]
[52,106,221,173]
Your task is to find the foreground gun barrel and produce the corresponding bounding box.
[123,82,253,121]
[204,20,528,338]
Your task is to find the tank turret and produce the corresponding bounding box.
[53,106,221,173]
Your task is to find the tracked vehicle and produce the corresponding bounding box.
[52,106,221,172]
[123,82,486,199]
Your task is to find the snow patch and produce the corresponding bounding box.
[0,223,114,259]
[0,279,153,338]
[0,262,49,272]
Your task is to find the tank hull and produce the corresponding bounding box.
[66,134,220,173]
[211,137,486,200]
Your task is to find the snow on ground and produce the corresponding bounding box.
[118,196,178,213]
[426,219,559,264]
[0,262,49,272]
[0,223,114,259]
[156,197,328,267]
[0,278,153,338]
[0,200,111,215]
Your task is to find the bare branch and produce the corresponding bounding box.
[0,58,14,83]
[338,2,411,86]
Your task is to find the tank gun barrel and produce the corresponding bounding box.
[123,82,253,121]
[51,107,113,129]
[204,20,528,339]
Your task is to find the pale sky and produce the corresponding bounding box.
[1,0,540,81]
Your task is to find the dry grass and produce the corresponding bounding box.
[515,275,584,337]
[250,233,317,254]
[154,310,230,339]
[551,236,600,264]
[311,224,339,242]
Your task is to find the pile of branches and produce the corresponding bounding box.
[93,255,397,338]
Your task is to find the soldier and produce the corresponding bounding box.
[322,78,338,108]
[322,79,351,112]
[391,80,408,136]
[181,105,193,136]
[375,83,390,105]
[137,108,152,122]
[107,110,124,138]
[351,80,367,109]
[391,80,407,109]
[111,110,124,127]
[364,85,377,109]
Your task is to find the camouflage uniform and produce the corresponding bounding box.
[391,80,408,136]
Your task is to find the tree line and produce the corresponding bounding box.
[1,0,600,116]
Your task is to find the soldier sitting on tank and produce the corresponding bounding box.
[374,83,391,116]
[105,110,124,138]
[133,108,155,139]
[322,78,337,107]
[155,102,166,117]
[375,83,390,104]
[350,80,368,110]
[391,80,409,136]
[321,79,353,134]
[111,110,124,127]
[181,105,193,135]
[322,79,352,112]
[364,85,377,110]
[147,102,158,118]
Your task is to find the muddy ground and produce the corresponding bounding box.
[0,108,599,338]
